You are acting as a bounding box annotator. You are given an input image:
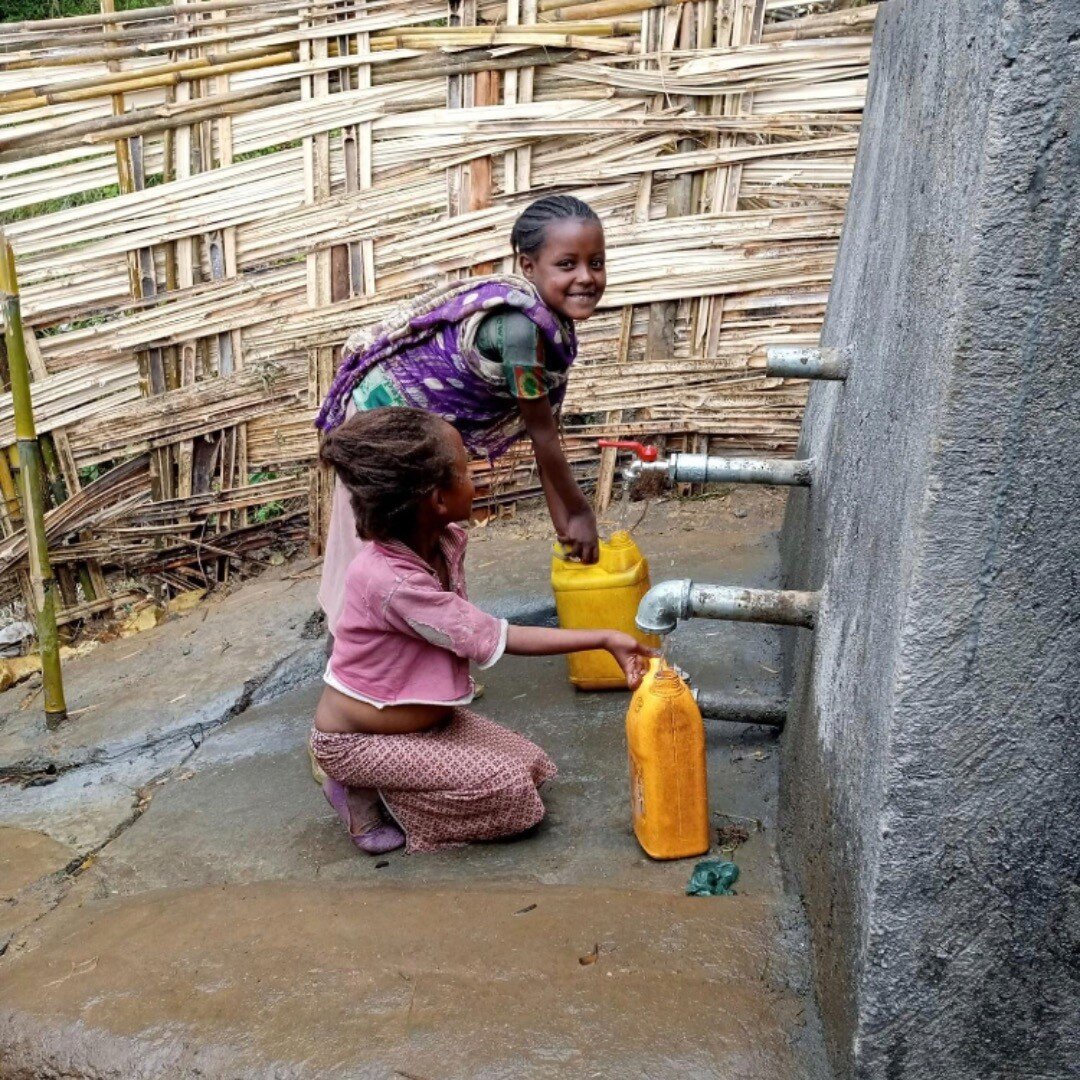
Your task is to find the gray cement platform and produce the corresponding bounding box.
[0,490,830,1079]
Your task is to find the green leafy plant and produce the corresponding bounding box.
[253,501,286,524]
[248,471,284,522]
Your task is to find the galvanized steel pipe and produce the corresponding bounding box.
[693,689,788,728]
[635,579,692,635]
[766,346,848,380]
[636,579,820,635]
[669,452,812,486]
[627,454,813,487]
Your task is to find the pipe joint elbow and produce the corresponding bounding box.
[636,579,692,636]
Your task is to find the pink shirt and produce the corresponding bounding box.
[326,524,508,708]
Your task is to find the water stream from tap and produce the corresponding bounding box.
[657,634,674,675]
[617,478,631,532]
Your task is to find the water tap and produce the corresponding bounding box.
[597,439,666,485]
[601,439,814,489]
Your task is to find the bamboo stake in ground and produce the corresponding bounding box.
[0,232,67,729]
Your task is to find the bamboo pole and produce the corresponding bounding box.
[172,0,197,500]
[0,43,295,102]
[0,232,66,729]
[541,0,665,17]
[444,0,474,220]
[369,30,633,51]
[2,0,307,33]
[0,452,21,525]
[0,88,299,164]
[0,52,298,115]
[303,0,336,555]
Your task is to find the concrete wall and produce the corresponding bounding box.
[779,1,1080,1077]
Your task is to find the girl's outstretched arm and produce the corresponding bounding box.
[505,625,655,689]
[519,395,599,563]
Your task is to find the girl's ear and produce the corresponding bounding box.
[429,484,452,520]
[518,253,536,282]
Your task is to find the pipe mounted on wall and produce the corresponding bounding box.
[636,580,821,636]
[693,689,788,728]
[766,345,849,380]
[629,453,814,488]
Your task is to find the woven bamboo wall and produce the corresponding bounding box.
[0,0,874,610]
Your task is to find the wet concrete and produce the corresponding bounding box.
[0,489,830,1079]
[0,827,75,947]
[0,885,806,1080]
[0,827,72,898]
[0,561,326,779]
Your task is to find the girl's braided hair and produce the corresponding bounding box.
[510,195,601,256]
[319,408,458,542]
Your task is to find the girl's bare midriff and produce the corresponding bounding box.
[314,684,452,735]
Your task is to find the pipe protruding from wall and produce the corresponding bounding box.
[600,438,814,490]
[693,689,788,728]
[629,453,814,488]
[636,580,821,636]
[766,346,848,380]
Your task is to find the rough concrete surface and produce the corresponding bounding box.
[0,563,326,857]
[0,490,831,1079]
[780,2,1080,1078]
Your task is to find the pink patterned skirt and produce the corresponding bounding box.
[309,709,557,854]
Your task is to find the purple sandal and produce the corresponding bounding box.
[323,779,405,855]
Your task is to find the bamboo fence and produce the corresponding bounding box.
[0,0,875,616]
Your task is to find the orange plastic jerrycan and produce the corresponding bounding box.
[551,531,661,691]
[626,659,710,860]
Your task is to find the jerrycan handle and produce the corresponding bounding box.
[598,439,658,462]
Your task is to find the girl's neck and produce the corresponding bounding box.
[396,523,445,567]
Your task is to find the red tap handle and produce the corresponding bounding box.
[598,439,659,462]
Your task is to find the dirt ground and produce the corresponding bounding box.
[0,487,830,1080]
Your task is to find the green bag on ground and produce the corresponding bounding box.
[686,859,740,896]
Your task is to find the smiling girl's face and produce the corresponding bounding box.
[519,217,606,322]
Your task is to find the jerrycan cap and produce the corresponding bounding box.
[607,530,635,549]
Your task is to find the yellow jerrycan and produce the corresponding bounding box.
[551,530,661,691]
[625,659,710,860]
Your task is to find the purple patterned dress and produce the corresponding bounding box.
[317,275,577,459]
[316,275,578,631]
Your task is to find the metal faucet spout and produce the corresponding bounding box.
[635,579,692,636]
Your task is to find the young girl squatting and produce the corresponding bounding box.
[312,408,655,855]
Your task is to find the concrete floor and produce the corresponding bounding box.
[0,489,829,1079]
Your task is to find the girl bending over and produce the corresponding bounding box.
[316,194,608,636]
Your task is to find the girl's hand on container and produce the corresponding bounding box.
[558,508,600,564]
[604,632,658,690]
